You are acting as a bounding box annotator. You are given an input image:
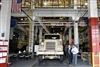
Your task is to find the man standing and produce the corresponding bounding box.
[66,45,73,64]
[71,45,79,66]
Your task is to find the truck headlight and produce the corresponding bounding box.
[57,48,62,51]
[41,42,44,45]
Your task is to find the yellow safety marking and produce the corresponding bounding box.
[29,61,38,67]
[92,53,100,67]
[92,53,94,67]
[99,53,100,66]
[90,51,92,64]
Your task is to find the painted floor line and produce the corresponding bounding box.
[29,61,38,67]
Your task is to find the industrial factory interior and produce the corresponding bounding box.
[0,0,100,67]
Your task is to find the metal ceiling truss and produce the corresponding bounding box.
[18,22,87,26]
[12,9,100,18]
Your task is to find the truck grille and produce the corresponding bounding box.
[46,42,55,50]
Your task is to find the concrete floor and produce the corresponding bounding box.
[9,57,91,67]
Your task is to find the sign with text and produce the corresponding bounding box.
[0,47,8,51]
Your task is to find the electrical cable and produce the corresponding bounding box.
[72,1,83,22]
[22,10,34,22]
[64,1,84,35]
[81,9,88,17]
[72,0,88,22]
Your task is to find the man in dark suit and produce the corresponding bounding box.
[66,45,73,64]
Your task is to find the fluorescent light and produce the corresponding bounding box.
[21,18,23,20]
[85,2,88,5]
[26,2,29,5]
[44,1,47,5]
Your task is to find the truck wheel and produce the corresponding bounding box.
[38,55,43,62]
[60,55,64,62]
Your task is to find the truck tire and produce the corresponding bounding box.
[38,55,43,62]
[60,55,64,62]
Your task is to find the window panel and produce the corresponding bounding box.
[77,0,88,9]
[34,0,88,9]
[98,0,100,9]
[58,0,64,7]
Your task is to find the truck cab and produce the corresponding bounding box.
[37,34,64,62]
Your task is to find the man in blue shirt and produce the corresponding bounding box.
[66,45,73,64]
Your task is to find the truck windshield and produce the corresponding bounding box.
[45,35,60,39]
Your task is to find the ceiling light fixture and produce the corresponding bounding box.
[21,18,23,20]
[0,3,2,5]
[85,2,88,5]
[26,2,29,5]
[44,1,47,5]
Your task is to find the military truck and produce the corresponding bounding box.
[37,34,64,62]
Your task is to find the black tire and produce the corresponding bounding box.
[38,55,43,62]
[60,55,64,62]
